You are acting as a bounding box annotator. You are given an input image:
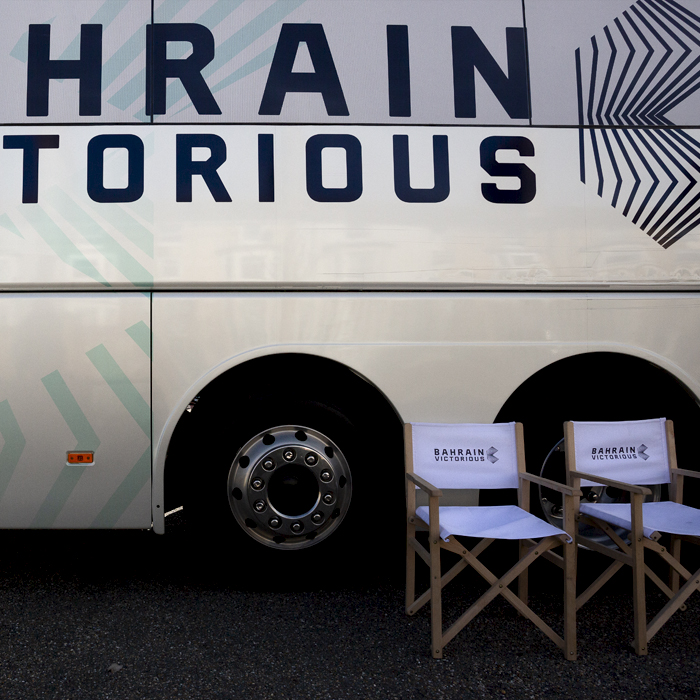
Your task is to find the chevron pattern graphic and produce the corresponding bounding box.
[576,0,700,247]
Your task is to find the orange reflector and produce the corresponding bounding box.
[67,451,94,465]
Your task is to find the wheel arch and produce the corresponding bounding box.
[154,350,404,533]
[491,350,700,502]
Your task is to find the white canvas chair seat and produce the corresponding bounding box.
[405,422,579,660]
[580,502,700,540]
[416,505,571,543]
[565,418,700,656]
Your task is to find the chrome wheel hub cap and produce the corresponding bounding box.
[228,426,352,550]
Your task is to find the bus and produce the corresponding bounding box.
[1,0,699,564]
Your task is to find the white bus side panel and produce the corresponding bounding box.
[151,292,700,530]
[0,294,151,528]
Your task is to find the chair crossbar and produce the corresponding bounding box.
[406,532,504,615]
[645,539,693,582]
[578,520,676,601]
[577,561,624,610]
[409,536,432,567]
[407,535,497,616]
[440,536,565,649]
[577,534,631,565]
[524,539,564,569]
[647,566,700,642]
[408,557,468,616]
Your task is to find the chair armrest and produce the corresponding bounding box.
[520,472,583,497]
[406,472,443,497]
[671,468,700,480]
[568,470,651,495]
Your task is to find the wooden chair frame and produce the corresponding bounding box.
[565,419,700,655]
[405,423,580,660]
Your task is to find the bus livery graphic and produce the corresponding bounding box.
[576,0,700,247]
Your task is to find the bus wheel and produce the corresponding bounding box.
[227,425,352,550]
[169,354,404,579]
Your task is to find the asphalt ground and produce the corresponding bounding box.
[0,510,698,700]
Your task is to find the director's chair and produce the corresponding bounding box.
[405,422,580,659]
[564,418,700,655]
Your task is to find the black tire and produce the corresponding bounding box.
[168,355,404,586]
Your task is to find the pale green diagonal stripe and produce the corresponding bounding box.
[155,0,191,23]
[204,0,306,78]
[41,371,101,450]
[21,206,110,287]
[109,71,146,111]
[103,25,147,88]
[60,1,129,61]
[31,465,87,528]
[0,400,26,502]
[124,197,154,224]
[80,199,154,258]
[10,16,55,62]
[34,371,100,527]
[91,446,151,528]
[0,213,22,237]
[110,0,189,110]
[47,188,153,287]
[197,0,245,29]
[126,321,151,357]
[86,345,150,436]
[211,45,276,94]
[166,0,306,110]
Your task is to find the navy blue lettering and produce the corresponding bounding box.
[306,134,362,202]
[393,135,449,203]
[27,24,102,116]
[258,134,275,202]
[147,24,220,116]
[259,24,348,116]
[480,136,536,204]
[87,134,144,203]
[3,135,59,203]
[452,27,529,119]
[176,134,231,202]
[387,25,411,117]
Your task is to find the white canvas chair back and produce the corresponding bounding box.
[405,421,578,660]
[570,418,670,486]
[410,422,519,490]
[565,417,700,656]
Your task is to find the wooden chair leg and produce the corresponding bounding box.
[669,536,681,595]
[518,539,529,606]
[631,495,648,655]
[563,539,577,660]
[430,537,443,658]
[406,522,416,613]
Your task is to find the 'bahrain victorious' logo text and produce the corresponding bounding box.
[576,0,700,248]
[590,444,649,460]
[434,447,499,463]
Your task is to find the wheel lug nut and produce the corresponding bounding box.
[322,493,334,505]
[254,500,266,513]
[320,469,332,482]
[312,513,324,524]
[290,522,303,533]
[305,453,318,466]
[262,459,275,471]
[283,449,295,462]
[269,517,281,529]
[251,478,264,491]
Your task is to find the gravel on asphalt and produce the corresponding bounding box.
[0,509,698,700]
